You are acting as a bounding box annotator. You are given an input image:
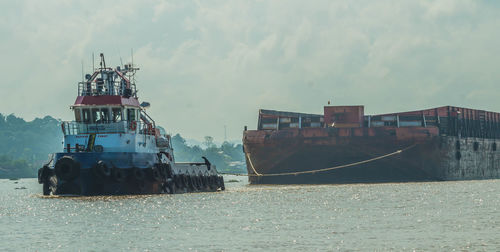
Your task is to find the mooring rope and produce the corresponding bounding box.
[245,152,262,176]
[220,144,417,177]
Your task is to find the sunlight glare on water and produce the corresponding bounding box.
[1,176,499,251]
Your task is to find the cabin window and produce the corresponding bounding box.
[95,108,109,123]
[100,108,110,122]
[127,108,136,121]
[74,109,82,122]
[91,108,99,123]
[82,109,91,123]
[112,108,122,122]
[92,108,108,123]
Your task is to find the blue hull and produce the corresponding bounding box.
[54,152,159,169]
[38,152,225,196]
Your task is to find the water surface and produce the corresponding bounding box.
[1,177,499,251]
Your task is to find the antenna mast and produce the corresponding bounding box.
[99,53,106,69]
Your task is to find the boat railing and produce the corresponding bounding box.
[77,81,137,97]
[61,120,156,136]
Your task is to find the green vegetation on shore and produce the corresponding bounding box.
[0,113,61,179]
[0,155,36,179]
[0,113,245,179]
[171,134,246,173]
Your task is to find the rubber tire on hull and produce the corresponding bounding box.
[112,168,128,183]
[38,165,51,184]
[38,167,45,184]
[164,180,175,194]
[195,175,203,191]
[209,176,217,190]
[201,175,208,189]
[182,175,191,192]
[43,176,57,196]
[188,175,197,191]
[55,156,80,181]
[165,164,173,179]
[92,161,111,179]
[199,176,205,191]
[152,166,163,182]
[158,164,167,179]
[42,182,50,196]
[218,176,225,190]
[132,167,145,181]
[174,175,183,189]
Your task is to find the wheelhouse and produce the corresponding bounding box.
[61,53,156,136]
[72,106,140,124]
[63,104,154,136]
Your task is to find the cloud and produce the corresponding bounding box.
[152,0,177,22]
[0,0,499,141]
[423,0,477,19]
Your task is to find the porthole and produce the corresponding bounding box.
[473,142,479,151]
[493,142,497,151]
[455,151,461,160]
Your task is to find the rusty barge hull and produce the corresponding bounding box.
[243,106,500,184]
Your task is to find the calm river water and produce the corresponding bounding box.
[1,176,499,251]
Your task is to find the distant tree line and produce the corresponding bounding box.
[0,113,61,179]
[0,113,246,179]
[171,134,246,173]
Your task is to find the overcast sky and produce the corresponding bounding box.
[0,0,499,141]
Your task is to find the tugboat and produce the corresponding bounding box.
[38,53,225,196]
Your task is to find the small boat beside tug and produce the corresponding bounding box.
[38,54,224,196]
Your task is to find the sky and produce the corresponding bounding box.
[0,0,499,141]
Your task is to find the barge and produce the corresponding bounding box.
[243,105,500,184]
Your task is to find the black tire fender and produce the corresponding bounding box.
[201,174,208,188]
[92,160,111,179]
[196,175,203,190]
[42,182,51,196]
[112,167,127,182]
[183,174,190,190]
[174,175,182,188]
[219,176,225,190]
[152,165,163,182]
[191,175,198,190]
[164,180,175,194]
[165,164,174,179]
[209,175,217,190]
[132,167,145,181]
[55,156,80,181]
[38,165,49,184]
